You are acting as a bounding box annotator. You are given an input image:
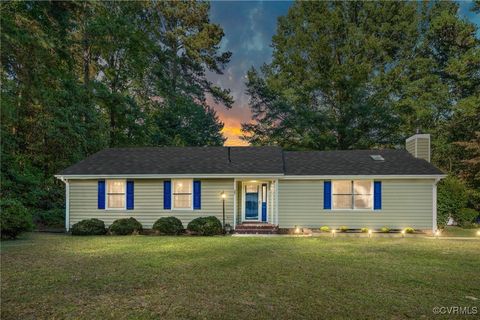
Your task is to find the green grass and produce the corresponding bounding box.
[1,233,479,319]
[441,226,480,237]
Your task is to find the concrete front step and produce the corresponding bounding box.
[234,229,278,234]
[236,224,277,230]
[234,223,279,234]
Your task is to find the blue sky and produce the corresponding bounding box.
[207,1,479,146]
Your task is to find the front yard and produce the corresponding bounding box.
[1,233,479,319]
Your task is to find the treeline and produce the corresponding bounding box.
[1,1,232,227]
[242,1,480,220]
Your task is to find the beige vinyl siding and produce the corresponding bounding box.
[416,138,430,162]
[406,140,416,157]
[278,179,435,230]
[69,179,234,229]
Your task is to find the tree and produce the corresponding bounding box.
[242,1,421,150]
[1,1,233,228]
[242,1,479,155]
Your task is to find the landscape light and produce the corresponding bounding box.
[401,230,405,238]
[477,230,480,236]
[221,192,226,199]
[435,230,441,238]
[295,226,301,234]
[368,229,372,238]
[332,229,336,237]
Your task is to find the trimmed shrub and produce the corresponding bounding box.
[153,217,184,235]
[380,227,391,233]
[360,228,369,233]
[187,216,222,236]
[455,208,479,227]
[109,217,142,235]
[437,176,468,227]
[0,199,34,239]
[71,219,106,236]
[404,227,415,234]
[320,226,330,233]
[339,226,348,232]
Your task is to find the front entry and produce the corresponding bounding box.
[243,183,268,222]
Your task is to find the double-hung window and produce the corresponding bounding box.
[172,179,193,209]
[107,180,126,209]
[332,180,372,210]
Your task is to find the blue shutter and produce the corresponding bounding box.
[193,180,201,210]
[163,180,171,210]
[374,181,382,210]
[126,180,134,210]
[324,181,332,209]
[98,180,105,209]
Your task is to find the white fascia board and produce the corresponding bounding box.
[281,174,447,180]
[54,174,284,180]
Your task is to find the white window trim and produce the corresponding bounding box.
[331,180,375,211]
[171,179,194,210]
[105,179,127,210]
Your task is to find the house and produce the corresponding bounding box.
[55,134,445,234]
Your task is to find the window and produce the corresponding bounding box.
[172,179,192,209]
[332,180,372,209]
[107,180,126,209]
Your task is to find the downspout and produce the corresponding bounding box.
[432,177,441,235]
[233,178,237,230]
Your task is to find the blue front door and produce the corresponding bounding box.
[245,185,259,220]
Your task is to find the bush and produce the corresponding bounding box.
[455,208,479,227]
[0,199,34,239]
[339,226,348,232]
[34,208,64,228]
[380,227,390,233]
[71,219,106,236]
[187,216,222,236]
[437,176,468,227]
[153,217,184,235]
[360,228,369,233]
[320,226,330,233]
[404,227,415,234]
[109,217,143,235]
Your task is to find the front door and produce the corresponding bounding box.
[245,184,259,220]
[243,183,268,222]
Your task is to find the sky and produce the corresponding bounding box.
[207,1,480,146]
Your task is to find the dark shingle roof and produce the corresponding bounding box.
[283,149,443,175]
[59,147,284,175]
[58,147,444,176]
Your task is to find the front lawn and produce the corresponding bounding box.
[1,233,479,319]
[441,226,480,237]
